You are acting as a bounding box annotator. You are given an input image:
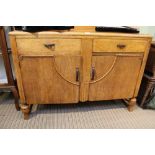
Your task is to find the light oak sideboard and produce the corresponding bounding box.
[9,30,152,120]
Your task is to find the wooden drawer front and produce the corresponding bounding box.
[93,39,147,53]
[16,39,81,55]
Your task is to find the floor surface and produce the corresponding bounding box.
[0,93,155,129]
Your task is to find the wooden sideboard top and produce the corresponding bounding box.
[9,31,152,40]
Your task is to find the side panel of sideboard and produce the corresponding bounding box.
[10,36,26,104]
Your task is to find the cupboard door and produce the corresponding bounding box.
[19,55,81,104]
[89,53,143,101]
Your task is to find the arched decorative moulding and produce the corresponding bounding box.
[89,56,118,84]
[53,55,81,86]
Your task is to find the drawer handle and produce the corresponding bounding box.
[44,43,55,50]
[91,67,96,80]
[117,44,126,49]
[76,67,80,82]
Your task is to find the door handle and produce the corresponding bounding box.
[91,67,96,80]
[76,67,80,82]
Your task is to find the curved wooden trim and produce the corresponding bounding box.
[53,56,80,86]
[90,56,117,84]
[18,54,80,86]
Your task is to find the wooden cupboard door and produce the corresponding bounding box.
[19,55,81,104]
[89,53,143,101]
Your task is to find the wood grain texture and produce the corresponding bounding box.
[9,28,152,119]
[89,55,143,101]
[9,35,26,104]
[90,55,117,83]
[19,56,81,104]
[73,26,95,32]
[93,39,148,53]
[53,55,82,85]
[79,39,92,102]
[9,31,151,39]
[128,98,137,111]
[16,38,81,55]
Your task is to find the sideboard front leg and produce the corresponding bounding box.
[128,98,137,112]
[21,104,31,120]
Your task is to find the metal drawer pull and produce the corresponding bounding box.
[76,68,80,82]
[44,43,55,50]
[91,67,96,80]
[117,44,126,49]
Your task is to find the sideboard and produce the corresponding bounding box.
[9,29,152,119]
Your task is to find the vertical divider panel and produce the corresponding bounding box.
[80,39,93,102]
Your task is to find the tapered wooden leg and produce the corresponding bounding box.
[21,104,32,120]
[10,87,20,111]
[128,98,137,112]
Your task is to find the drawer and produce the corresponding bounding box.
[16,38,81,55]
[93,39,147,53]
